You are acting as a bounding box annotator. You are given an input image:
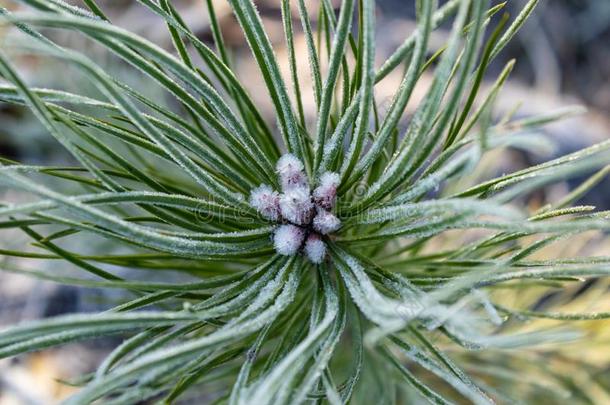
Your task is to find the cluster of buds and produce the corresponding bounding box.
[249,154,341,264]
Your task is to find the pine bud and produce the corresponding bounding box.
[304,233,326,264]
[312,209,341,235]
[249,184,281,221]
[273,224,306,256]
[313,172,340,209]
[276,153,308,190]
[279,186,314,225]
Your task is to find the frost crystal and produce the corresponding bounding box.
[305,233,326,264]
[274,224,306,256]
[313,209,341,235]
[252,155,342,263]
[313,172,340,209]
[249,184,280,221]
[279,186,314,225]
[276,153,308,190]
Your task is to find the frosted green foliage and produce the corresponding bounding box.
[1,0,609,403]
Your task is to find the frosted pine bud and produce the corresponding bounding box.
[274,224,306,256]
[279,186,314,225]
[276,153,308,190]
[304,233,326,264]
[313,172,340,210]
[312,209,341,235]
[253,156,341,262]
[249,184,280,221]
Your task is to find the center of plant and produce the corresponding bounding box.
[249,154,341,263]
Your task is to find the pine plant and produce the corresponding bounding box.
[1,0,610,403]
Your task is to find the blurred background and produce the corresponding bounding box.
[1,0,610,403]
